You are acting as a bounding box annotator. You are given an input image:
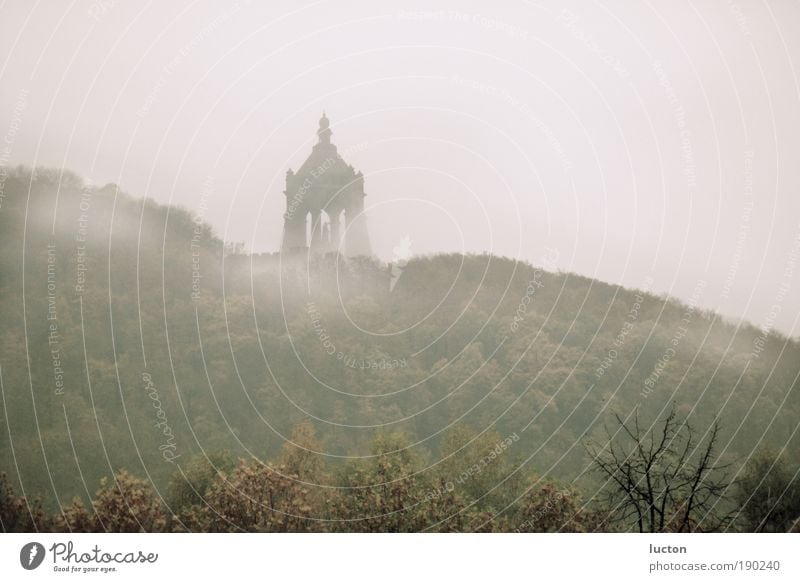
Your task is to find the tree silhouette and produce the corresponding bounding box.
[587,405,732,532]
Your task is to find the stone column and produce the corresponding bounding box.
[344,197,372,257]
[330,208,341,249]
[310,209,322,249]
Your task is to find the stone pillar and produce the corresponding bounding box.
[310,209,322,249]
[282,210,307,251]
[281,170,308,252]
[330,208,341,249]
[344,199,372,257]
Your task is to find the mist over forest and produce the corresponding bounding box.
[1,168,798,532]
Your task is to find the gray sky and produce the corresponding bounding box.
[1,0,799,336]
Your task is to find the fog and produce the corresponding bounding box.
[1,0,799,335]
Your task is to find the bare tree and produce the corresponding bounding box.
[587,405,733,532]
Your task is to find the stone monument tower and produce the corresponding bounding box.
[281,114,371,257]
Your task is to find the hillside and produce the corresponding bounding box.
[1,168,798,529]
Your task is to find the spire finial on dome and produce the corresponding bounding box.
[317,111,332,144]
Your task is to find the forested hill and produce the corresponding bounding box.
[1,167,798,510]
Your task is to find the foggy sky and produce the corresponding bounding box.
[1,0,799,336]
